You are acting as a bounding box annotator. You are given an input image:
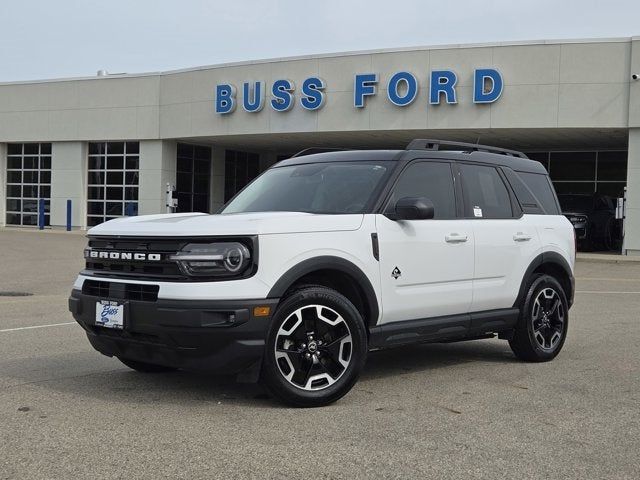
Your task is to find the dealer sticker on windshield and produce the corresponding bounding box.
[95,300,124,329]
[473,206,483,218]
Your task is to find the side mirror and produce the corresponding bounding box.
[394,196,435,220]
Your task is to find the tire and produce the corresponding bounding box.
[261,286,368,407]
[118,357,178,373]
[509,274,569,362]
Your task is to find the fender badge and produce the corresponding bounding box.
[392,267,401,279]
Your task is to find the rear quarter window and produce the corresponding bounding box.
[517,171,560,215]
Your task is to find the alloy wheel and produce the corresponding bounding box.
[531,287,565,351]
[274,305,353,391]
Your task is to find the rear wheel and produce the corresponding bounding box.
[118,357,178,373]
[509,274,569,362]
[261,286,368,407]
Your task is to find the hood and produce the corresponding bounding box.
[88,212,365,237]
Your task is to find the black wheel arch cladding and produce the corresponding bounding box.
[514,252,575,309]
[267,256,380,327]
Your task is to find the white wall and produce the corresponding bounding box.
[623,38,640,255]
[157,40,632,139]
[0,39,633,143]
[138,140,176,215]
[625,129,640,255]
[0,76,160,142]
[50,141,86,228]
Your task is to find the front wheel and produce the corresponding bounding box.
[261,286,368,407]
[509,274,569,362]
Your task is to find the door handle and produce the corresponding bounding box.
[445,233,468,243]
[513,233,532,242]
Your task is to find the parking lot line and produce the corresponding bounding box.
[575,277,640,282]
[575,291,640,294]
[0,322,76,333]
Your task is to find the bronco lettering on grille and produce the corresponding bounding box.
[85,250,162,261]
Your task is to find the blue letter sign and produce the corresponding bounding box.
[215,67,504,114]
[300,77,326,110]
[354,73,378,108]
[430,70,458,104]
[216,84,236,114]
[473,68,503,103]
[242,81,265,112]
[271,79,295,112]
[387,71,418,107]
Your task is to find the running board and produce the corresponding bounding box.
[369,308,519,349]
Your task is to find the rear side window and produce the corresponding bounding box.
[387,161,456,219]
[518,172,560,215]
[458,163,513,219]
[502,168,544,215]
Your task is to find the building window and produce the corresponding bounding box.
[176,143,211,213]
[525,150,627,198]
[5,143,52,226]
[224,150,260,202]
[87,141,139,227]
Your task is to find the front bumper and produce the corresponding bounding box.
[69,289,279,375]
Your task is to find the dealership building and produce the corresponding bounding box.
[0,36,639,253]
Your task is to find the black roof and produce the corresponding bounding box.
[278,148,547,175]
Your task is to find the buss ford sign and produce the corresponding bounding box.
[215,68,503,114]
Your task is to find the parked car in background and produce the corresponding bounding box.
[558,194,622,251]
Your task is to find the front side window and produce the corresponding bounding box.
[222,162,390,214]
[459,163,513,219]
[386,161,456,219]
[5,143,51,226]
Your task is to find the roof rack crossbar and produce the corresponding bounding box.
[406,139,528,159]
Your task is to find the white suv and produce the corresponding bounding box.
[69,139,575,407]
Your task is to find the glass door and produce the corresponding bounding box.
[176,143,211,213]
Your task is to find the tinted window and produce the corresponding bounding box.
[519,172,560,214]
[459,164,512,219]
[550,152,596,181]
[558,195,593,213]
[502,168,542,214]
[597,151,627,181]
[388,162,456,219]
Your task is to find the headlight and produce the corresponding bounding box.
[170,242,252,277]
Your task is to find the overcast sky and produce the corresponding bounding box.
[0,0,638,82]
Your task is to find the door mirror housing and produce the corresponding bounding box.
[394,196,435,220]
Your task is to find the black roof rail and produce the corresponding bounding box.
[406,139,528,159]
[291,147,348,158]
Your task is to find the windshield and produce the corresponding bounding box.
[222,161,391,214]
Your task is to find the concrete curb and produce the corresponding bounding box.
[0,227,86,236]
[576,253,640,264]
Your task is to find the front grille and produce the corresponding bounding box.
[82,279,159,302]
[83,235,258,282]
[84,237,189,281]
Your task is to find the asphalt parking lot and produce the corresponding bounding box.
[1,229,639,479]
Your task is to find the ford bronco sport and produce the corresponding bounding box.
[69,139,575,407]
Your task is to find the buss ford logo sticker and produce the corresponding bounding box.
[392,267,402,279]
